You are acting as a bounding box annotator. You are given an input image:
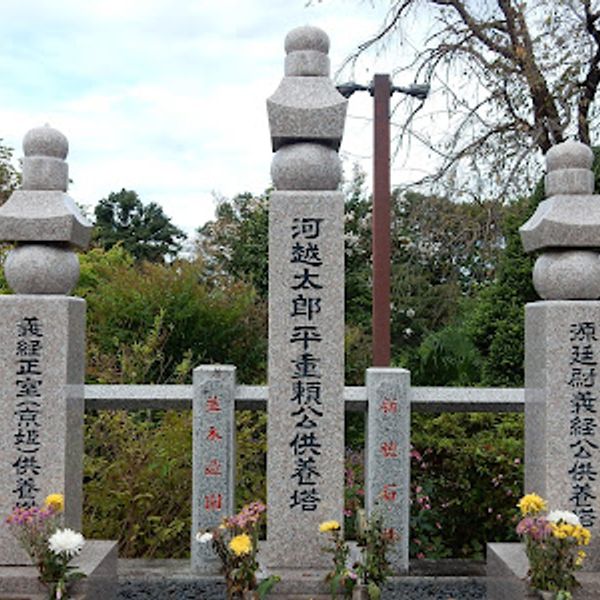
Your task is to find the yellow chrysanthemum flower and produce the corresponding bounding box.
[552,523,576,540]
[576,549,587,567]
[229,533,252,556]
[319,520,341,533]
[44,493,64,513]
[517,493,547,516]
[576,526,592,546]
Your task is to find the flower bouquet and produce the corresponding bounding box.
[197,501,279,599]
[319,511,396,600]
[319,519,355,598]
[6,494,86,599]
[516,493,591,599]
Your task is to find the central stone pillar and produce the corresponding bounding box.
[265,25,347,569]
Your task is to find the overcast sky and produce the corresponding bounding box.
[0,0,434,241]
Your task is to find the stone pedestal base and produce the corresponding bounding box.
[0,540,117,599]
[487,542,600,599]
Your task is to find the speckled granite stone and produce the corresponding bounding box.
[0,296,85,565]
[525,301,600,570]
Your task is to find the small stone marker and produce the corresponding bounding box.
[265,25,347,569]
[366,367,410,573]
[521,140,600,569]
[0,126,92,564]
[191,365,236,574]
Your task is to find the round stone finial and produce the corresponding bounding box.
[4,244,80,295]
[546,140,593,172]
[271,142,341,190]
[533,250,600,300]
[544,140,594,196]
[285,25,329,55]
[23,125,68,159]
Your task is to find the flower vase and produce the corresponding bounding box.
[352,584,369,600]
[537,592,555,600]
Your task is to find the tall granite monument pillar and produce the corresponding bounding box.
[0,126,92,564]
[521,140,600,569]
[265,25,347,569]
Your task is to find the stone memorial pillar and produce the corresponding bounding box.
[521,140,600,569]
[191,364,236,573]
[265,25,347,569]
[365,367,410,573]
[0,126,92,564]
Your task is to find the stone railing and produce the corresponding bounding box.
[84,382,524,413]
[82,367,524,575]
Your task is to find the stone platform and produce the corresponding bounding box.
[487,543,600,600]
[0,540,117,600]
[117,559,486,599]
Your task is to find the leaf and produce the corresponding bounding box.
[257,575,281,599]
[368,581,381,600]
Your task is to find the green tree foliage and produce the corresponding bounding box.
[0,140,20,205]
[466,148,600,386]
[343,166,372,329]
[390,190,506,367]
[84,410,192,558]
[77,246,267,385]
[196,192,269,297]
[78,246,269,557]
[409,413,523,559]
[93,189,187,262]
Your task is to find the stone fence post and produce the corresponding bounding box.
[366,367,410,574]
[191,364,236,574]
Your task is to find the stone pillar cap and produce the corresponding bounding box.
[284,25,330,54]
[546,140,593,172]
[0,126,92,248]
[267,25,347,151]
[23,125,69,160]
[520,140,599,253]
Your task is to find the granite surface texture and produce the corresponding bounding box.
[366,367,411,573]
[21,125,69,192]
[0,125,92,248]
[524,301,600,570]
[520,195,600,253]
[532,250,600,300]
[267,26,346,152]
[0,540,117,599]
[0,296,85,564]
[191,365,236,574]
[266,191,345,569]
[4,243,81,295]
[0,191,92,248]
[520,141,600,264]
[271,142,341,190]
[267,78,347,151]
[284,50,330,77]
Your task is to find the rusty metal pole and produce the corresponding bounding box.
[372,74,391,366]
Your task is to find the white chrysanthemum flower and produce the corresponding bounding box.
[547,510,581,526]
[48,528,85,558]
[196,532,213,544]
